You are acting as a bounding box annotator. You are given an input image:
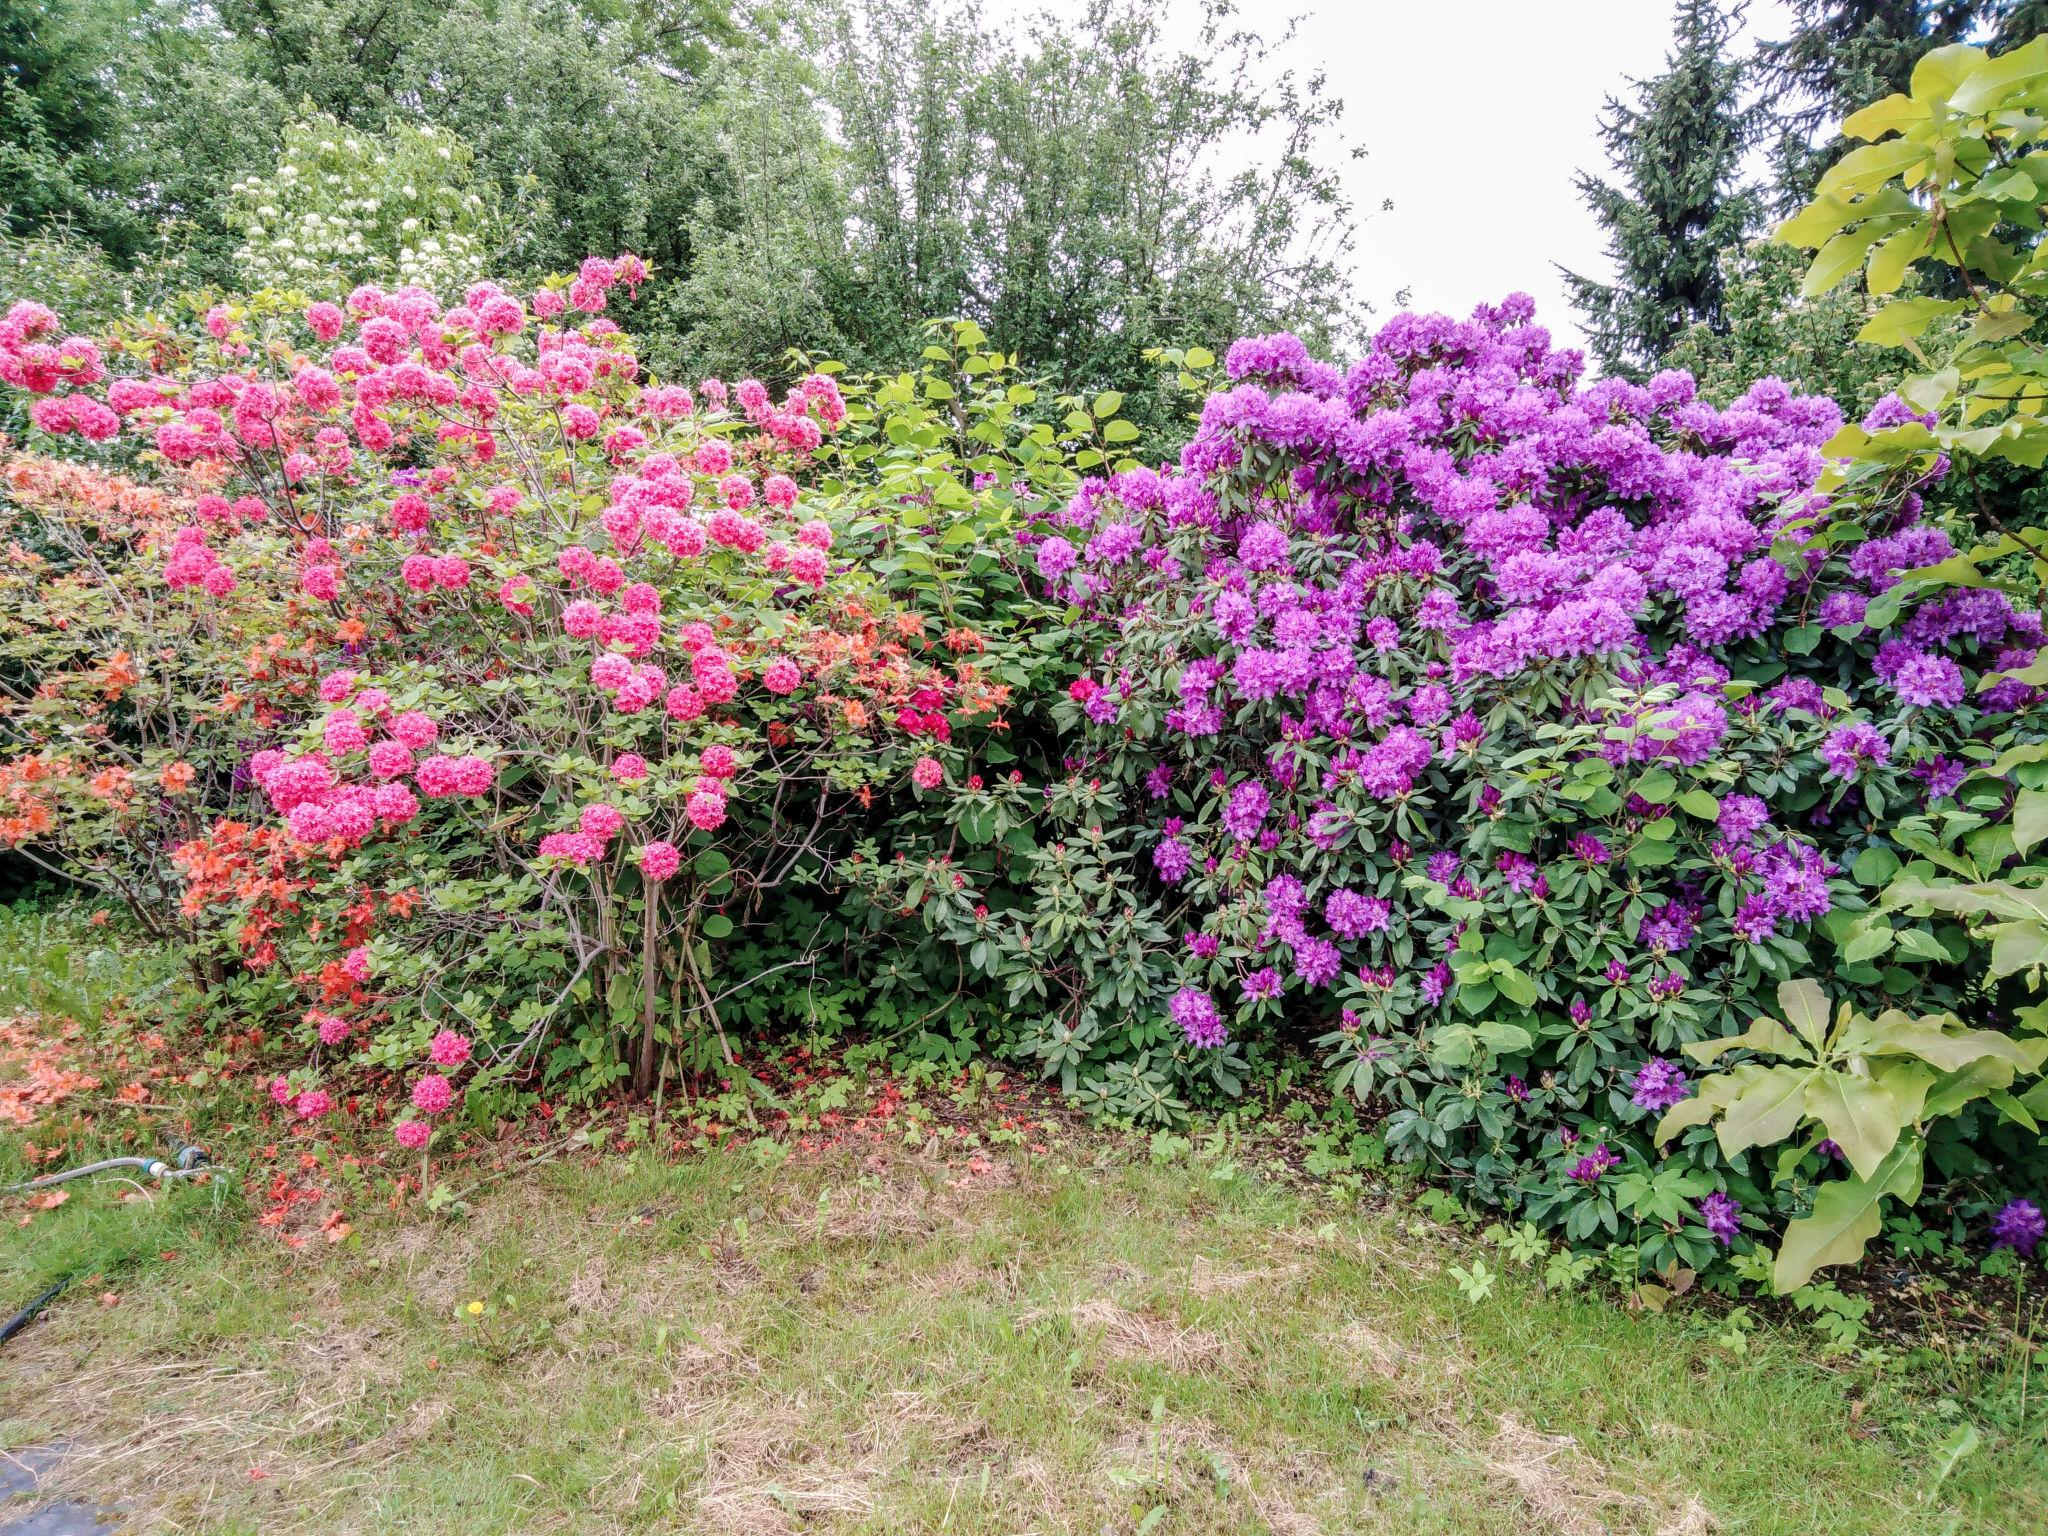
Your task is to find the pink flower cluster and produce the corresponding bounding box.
[253,674,492,848]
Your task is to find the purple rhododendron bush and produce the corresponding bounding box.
[970,295,2047,1273]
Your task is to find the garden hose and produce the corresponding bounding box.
[0,1146,212,1352]
[2,1143,210,1194]
[0,1277,71,1348]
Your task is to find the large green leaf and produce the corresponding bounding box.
[1685,1014,1805,1066]
[1717,1065,1819,1158]
[1815,139,1929,200]
[1842,92,1924,141]
[1777,979,1833,1051]
[1772,1140,1925,1293]
[1802,1071,1904,1180]
[1804,226,1888,295]
[2014,788,2048,857]
[1654,1069,1746,1145]
[1839,1009,2048,1072]
[1950,35,2048,113]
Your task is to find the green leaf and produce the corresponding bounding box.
[1654,1069,1745,1144]
[2014,788,2048,857]
[1857,296,1964,348]
[1103,419,1141,443]
[1493,966,1537,1008]
[1866,220,1931,294]
[1633,770,1677,803]
[1842,919,1895,965]
[1814,139,1928,200]
[1092,391,1123,419]
[1772,1141,1924,1293]
[1184,346,1215,369]
[1777,979,1833,1051]
[1852,846,1902,886]
[1717,1065,1820,1158]
[1685,1015,1805,1066]
[695,849,731,880]
[701,914,734,940]
[1841,92,1924,141]
[1677,789,1721,819]
[1803,1071,1905,1180]
[1950,34,2048,113]
[1803,226,1886,295]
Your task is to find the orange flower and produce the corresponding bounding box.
[841,700,869,729]
[336,618,367,644]
[101,650,139,698]
[159,760,196,794]
[87,766,132,802]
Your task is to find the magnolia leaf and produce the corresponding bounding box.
[1803,226,1886,295]
[2015,788,2048,857]
[1867,220,1931,294]
[1654,1069,1747,1144]
[1802,1071,1905,1180]
[1839,1010,2047,1072]
[1875,1061,1935,1126]
[1912,43,1990,103]
[1772,1140,1925,1294]
[1815,139,1929,200]
[1777,194,1858,249]
[1717,1066,1820,1159]
[1777,979,1833,1051]
[1684,1014,1805,1066]
[1856,296,1964,348]
[1990,921,2048,979]
[1922,1055,2027,1119]
[1950,34,2048,113]
[1842,92,1924,141]
[1990,1088,2040,1133]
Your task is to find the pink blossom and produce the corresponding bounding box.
[390,711,439,749]
[428,1030,473,1067]
[411,1074,454,1115]
[639,840,682,881]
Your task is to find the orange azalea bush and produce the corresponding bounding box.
[0,263,999,1131]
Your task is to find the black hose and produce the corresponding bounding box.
[0,1276,71,1348]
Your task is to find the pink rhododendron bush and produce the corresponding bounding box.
[851,297,2048,1275]
[0,262,1004,1130]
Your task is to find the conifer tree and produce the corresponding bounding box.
[1563,0,1760,377]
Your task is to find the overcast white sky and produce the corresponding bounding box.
[1256,0,1801,346]
[1027,0,1804,350]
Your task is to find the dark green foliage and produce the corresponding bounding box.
[0,0,146,257]
[1563,0,1761,378]
[0,0,1365,427]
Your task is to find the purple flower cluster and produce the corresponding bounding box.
[1169,986,1227,1049]
[1630,1058,1691,1112]
[1698,1191,1741,1246]
[1991,1198,2046,1256]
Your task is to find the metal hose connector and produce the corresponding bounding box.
[2,1144,209,1195]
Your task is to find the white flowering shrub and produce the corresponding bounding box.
[227,114,497,294]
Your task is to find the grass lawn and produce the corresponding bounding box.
[4,1141,2045,1534]
[1,911,2045,1534]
